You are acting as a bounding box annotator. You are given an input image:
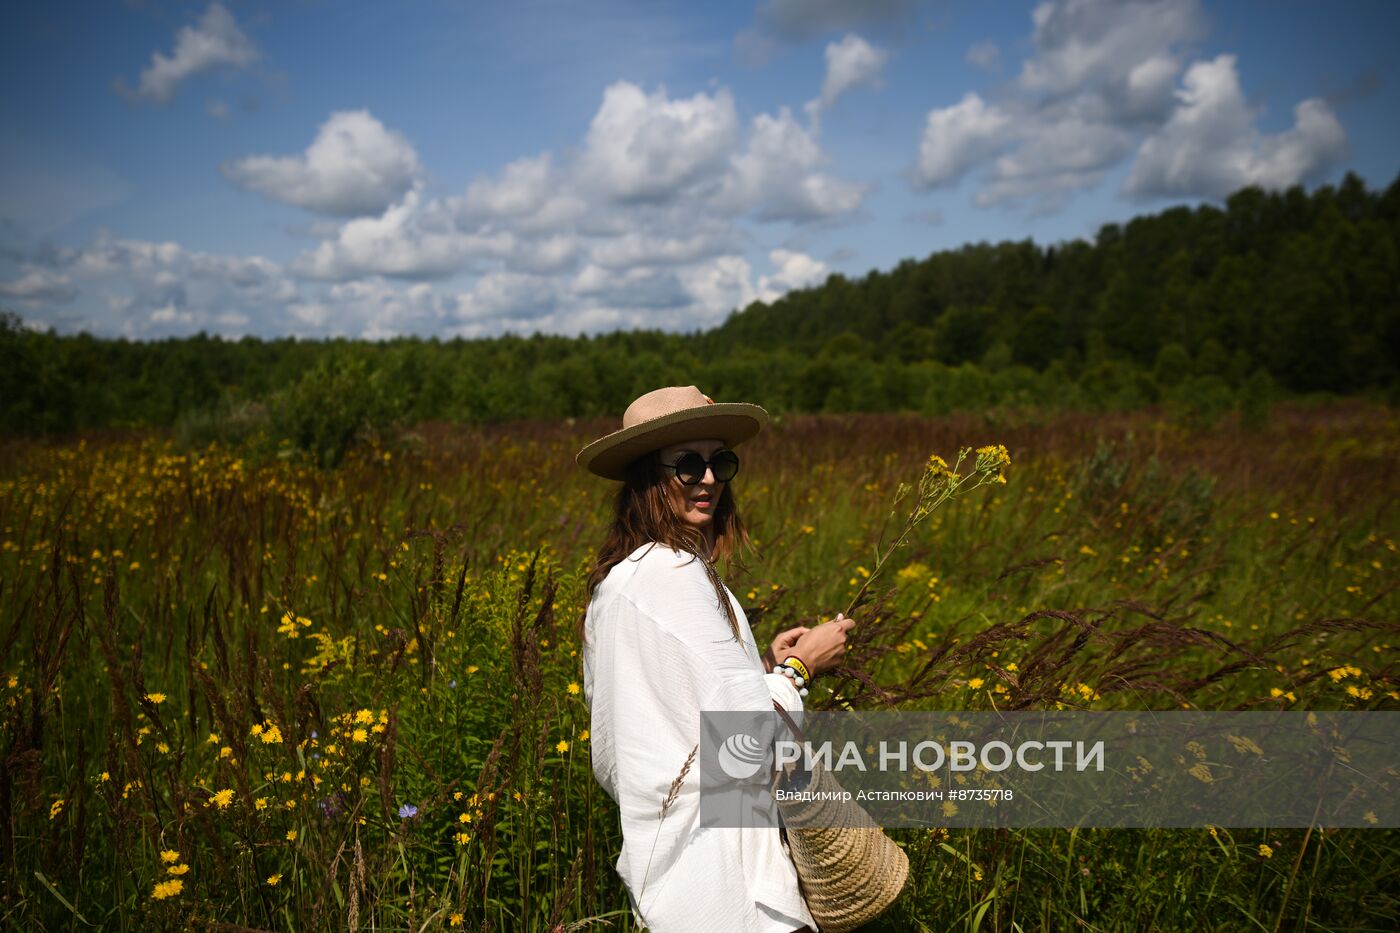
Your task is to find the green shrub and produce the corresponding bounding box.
[268,355,404,466]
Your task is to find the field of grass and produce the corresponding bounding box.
[2,401,1397,931]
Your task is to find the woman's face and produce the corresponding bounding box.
[656,437,728,533]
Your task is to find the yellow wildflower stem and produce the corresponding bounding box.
[843,446,1006,617]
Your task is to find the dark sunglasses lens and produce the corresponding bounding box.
[712,450,740,481]
[675,452,708,485]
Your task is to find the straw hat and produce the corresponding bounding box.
[576,386,768,480]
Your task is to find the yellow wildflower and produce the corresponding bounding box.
[1258,843,1273,859]
[267,873,281,886]
[567,681,581,695]
[209,788,234,809]
[351,728,368,743]
[145,693,166,704]
[167,864,189,876]
[160,850,181,863]
[556,739,569,754]
[49,799,64,820]
[152,879,184,900]
[286,829,298,841]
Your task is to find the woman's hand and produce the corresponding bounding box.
[788,613,855,676]
[763,626,810,673]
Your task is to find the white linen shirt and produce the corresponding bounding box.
[583,543,816,933]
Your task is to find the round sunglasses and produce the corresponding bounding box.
[662,449,740,485]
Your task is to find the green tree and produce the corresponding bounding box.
[1011,306,1063,370]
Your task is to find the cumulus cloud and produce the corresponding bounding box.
[914,93,1015,189]
[1018,0,1203,122]
[15,232,298,337]
[979,117,1135,208]
[722,107,869,220]
[0,267,77,302]
[819,34,889,109]
[910,0,1204,205]
[757,249,828,302]
[577,83,739,203]
[27,53,871,339]
[912,0,1345,211]
[117,3,259,104]
[291,187,514,280]
[1125,55,1347,198]
[223,110,422,216]
[290,80,864,286]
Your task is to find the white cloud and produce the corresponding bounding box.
[678,256,761,323]
[118,3,259,104]
[25,232,300,337]
[979,116,1135,207]
[757,249,828,302]
[820,34,889,109]
[328,279,454,339]
[722,107,868,220]
[1125,55,1347,199]
[149,304,194,325]
[223,110,422,216]
[589,230,733,270]
[0,267,77,302]
[915,93,1015,189]
[911,0,1344,211]
[291,79,863,285]
[578,82,739,203]
[291,188,515,280]
[1018,0,1203,121]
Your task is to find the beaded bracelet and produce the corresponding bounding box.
[780,656,812,682]
[773,658,811,697]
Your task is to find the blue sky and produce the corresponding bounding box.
[2,0,1397,339]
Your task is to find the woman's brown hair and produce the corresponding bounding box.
[580,449,750,642]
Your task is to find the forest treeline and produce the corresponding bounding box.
[3,172,1398,461]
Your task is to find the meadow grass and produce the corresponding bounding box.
[1,401,1396,931]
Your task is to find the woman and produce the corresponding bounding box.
[577,385,854,932]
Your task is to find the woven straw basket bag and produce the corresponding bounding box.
[771,702,909,932]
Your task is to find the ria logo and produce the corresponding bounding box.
[717,731,767,779]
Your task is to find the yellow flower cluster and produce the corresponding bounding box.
[975,444,1012,484]
[250,720,285,744]
[152,879,184,900]
[277,612,313,639]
